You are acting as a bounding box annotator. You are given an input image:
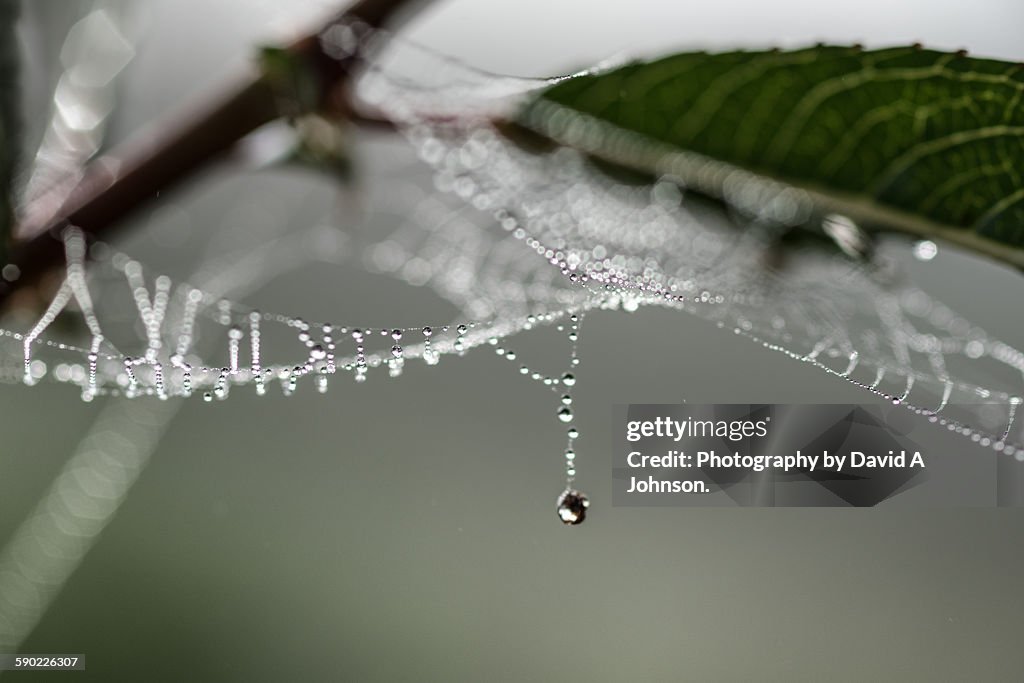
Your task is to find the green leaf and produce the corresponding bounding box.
[0,0,19,263]
[259,46,322,117]
[523,45,1024,268]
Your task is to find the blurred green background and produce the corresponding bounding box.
[2,1,1024,680]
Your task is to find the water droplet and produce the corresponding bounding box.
[391,329,403,340]
[422,326,433,337]
[561,372,576,387]
[561,394,572,405]
[913,240,938,261]
[310,344,327,360]
[567,427,579,440]
[556,489,589,525]
[557,407,573,422]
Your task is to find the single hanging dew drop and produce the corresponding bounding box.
[557,407,573,422]
[556,489,589,525]
[561,394,572,405]
[561,372,576,387]
[310,344,327,360]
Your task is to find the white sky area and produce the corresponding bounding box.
[112,0,1022,123]
[407,0,1024,75]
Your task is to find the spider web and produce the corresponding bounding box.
[1,25,1022,463]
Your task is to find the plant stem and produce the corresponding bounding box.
[0,0,429,309]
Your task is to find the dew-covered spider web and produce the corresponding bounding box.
[3,22,1024,503]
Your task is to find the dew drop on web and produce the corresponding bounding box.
[556,489,589,525]
[913,240,938,261]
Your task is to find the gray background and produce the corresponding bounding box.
[2,1,1024,680]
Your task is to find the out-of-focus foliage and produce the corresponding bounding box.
[0,0,18,261]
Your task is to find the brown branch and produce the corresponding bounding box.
[0,0,431,309]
